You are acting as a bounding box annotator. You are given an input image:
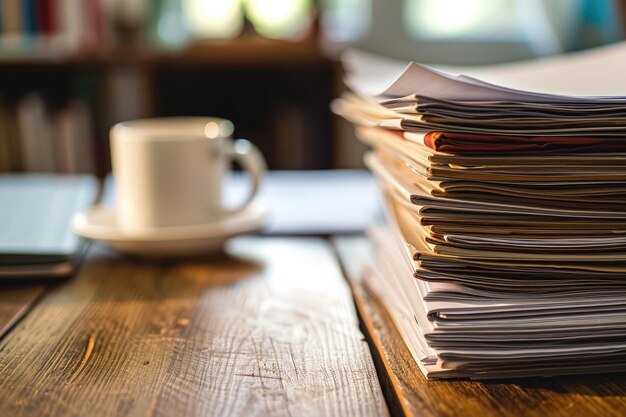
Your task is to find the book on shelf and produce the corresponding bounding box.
[333,41,626,379]
[0,0,112,55]
[53,99,96,174]
[17,93,55,172]
[0,93,96,175]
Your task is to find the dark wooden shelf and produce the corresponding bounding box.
[0,34,334,69]
[0,32,343,173]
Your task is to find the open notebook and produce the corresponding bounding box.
[0,174,98,278]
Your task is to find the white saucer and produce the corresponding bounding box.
[71,203,267,257]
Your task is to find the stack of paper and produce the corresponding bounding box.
[333,44,626,379]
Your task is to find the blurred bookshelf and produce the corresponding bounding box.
[0,0,353,176]
[4,1,626,175]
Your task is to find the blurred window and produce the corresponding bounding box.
[321,0,372,42]
[183,0,244,39]
[402,0,624,53]
[245,0,313,39]
[403,0,522,40]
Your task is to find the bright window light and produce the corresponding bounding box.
[321,0,371,42]
[157,10,189,46]
[404,0,522,39]
[245,0,313,39]
[183,0,244,39]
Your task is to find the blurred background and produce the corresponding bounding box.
[0,0,625,176]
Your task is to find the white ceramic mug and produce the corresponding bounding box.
[110,117,266,234]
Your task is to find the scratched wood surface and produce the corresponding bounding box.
[0,284,46,338]
[334,236,626,417]
[0,238,388,417]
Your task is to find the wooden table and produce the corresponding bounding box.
[0,238,387,417]
[1,236,626,417]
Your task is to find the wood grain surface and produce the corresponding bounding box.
[334,236,626,417]
[0,284,46,338]
[0,238,388,417]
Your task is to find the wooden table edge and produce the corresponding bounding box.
[351,281,412,417]
[330,238,409,417]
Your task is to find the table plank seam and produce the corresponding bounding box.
[0,285,49,343]
[330,243,405,417]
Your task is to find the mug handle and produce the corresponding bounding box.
[221,139,266,215]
